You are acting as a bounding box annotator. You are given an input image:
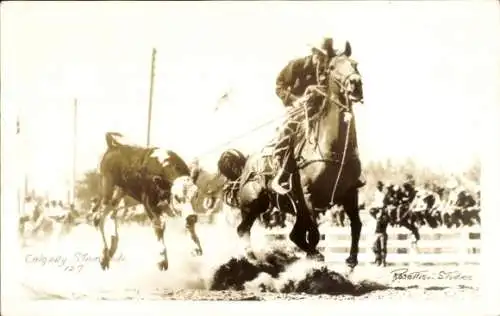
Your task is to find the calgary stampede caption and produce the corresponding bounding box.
[390,268,473,282]
[24,252,126,272]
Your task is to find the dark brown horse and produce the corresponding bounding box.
[218,41,364,272]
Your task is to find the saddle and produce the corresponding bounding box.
[257,133,308,189]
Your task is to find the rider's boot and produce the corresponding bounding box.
[271,154,292,195]
[270,126,294,195]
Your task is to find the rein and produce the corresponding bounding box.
[328,92,353,207]
[300,78,355,208]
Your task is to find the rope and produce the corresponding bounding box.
[194,104,305,158]
[193,61,328,160]
[303,100,310,142]
[200,62,356,209]
[328,92,353,207]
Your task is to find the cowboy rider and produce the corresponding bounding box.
[270,37,333,194]
[271,37,365,194]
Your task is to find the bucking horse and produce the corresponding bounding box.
[217,41,365,273]
[91,132,202,271]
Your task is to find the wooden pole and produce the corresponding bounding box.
[146,48,157,147]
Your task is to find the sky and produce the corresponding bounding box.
[1,1,499,198]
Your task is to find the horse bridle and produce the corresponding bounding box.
[326,56,362,112]
[316,56,362,207]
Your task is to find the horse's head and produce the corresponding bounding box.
[327,41,364,108]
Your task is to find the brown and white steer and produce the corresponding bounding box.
[92,132,201,271]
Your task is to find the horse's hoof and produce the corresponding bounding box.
[157,260,169,271]
[100,259,110,270]
[100,248,110,270]
[191,248,203,256]
[345,257,358,269]
[306,252,325,262]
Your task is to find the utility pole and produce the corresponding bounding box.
[72,98,77,204]
[146,48,157,147]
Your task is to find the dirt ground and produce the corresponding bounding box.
[13,221,479,302]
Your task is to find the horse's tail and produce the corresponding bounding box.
[217,148,247,181]
[105,132,124,149]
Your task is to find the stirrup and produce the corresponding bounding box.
[271,179,291,195]
[271,173,292,195]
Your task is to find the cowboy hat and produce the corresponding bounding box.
[308,37,335,57]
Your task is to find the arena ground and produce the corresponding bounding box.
[14,216,480,303]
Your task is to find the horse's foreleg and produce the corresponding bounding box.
[237,183,268,258]
[303,206,321,258]
[341,189,362,270]
[152,214,169,271]
[288,190,323,260]
[98,205,119,270]
[289,221,309,253]
[237,205,260,258]
[144,202,168,271]
[97,177,122,270]
[186,214,203,256]
[305,224,323,261]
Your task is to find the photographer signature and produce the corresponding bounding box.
[390,268,473,282]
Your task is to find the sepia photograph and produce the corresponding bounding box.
[1,1,500,315]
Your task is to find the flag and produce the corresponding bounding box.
[214,89,233,112]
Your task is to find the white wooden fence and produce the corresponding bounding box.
[263,224,481,265]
